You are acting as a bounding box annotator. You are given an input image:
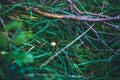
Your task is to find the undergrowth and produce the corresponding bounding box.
[0,0,120,80]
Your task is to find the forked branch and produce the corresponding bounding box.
[32,8,120,22]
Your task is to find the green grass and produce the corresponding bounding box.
[0,0,120,80]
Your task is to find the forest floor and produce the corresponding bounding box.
[0,0,120,80]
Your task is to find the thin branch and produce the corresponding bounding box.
[84,22,115,53]
[27,73,88,79]
[66,0,110,18]
[26,44,35,53]
[0,17,11,51]
[66,0,120,31]
[40,23,95,68]
[31,8,120,22]
[103,22,120,31]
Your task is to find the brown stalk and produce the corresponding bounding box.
[32,8,120,22]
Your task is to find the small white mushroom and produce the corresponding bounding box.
[51,42,56,47]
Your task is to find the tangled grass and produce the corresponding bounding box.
[0,0,120,80]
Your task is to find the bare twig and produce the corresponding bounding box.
[65,0,120,31]
[27,73,88,79]
[40,23,95,68]
[84,22,115,53]
[0,17,11,51]
[31,8,120,22]
[66,0,110,18]
[26,44,35,53]
[103,22,120,31]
